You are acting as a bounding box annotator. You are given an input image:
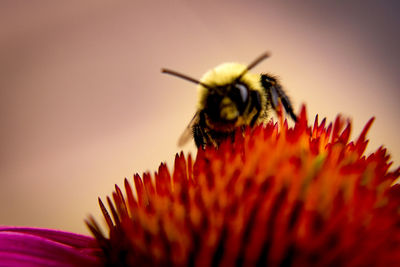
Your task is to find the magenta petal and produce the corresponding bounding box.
[0,227,103,266]
[0,227,98,250]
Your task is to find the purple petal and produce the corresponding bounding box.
[0,227,103,266]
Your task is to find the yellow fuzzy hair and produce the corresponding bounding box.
[197,63,264,110]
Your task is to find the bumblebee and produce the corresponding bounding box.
[162,52,297,148]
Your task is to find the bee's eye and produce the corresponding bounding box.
[235,83,248,103]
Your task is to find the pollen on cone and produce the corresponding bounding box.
[87,106,400,267]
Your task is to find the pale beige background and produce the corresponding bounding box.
[1,1,399,234]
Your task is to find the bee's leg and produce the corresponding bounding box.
[193,124,206,148]
[250,90,262,126]
[193,112,209,148]
[269,85,297,122]
[261,74,297,122]
[274,85,297,122]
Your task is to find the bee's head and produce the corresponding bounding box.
[203,81,249,124]
[162,52,270,127]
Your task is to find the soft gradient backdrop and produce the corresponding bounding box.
[1,1,399,234]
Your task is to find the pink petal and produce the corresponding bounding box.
[0,227,103,266]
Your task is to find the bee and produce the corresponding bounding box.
[162,52,297,148]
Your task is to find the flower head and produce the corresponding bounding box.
[87,106,400,266]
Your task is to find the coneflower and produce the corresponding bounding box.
[85,106,400,266]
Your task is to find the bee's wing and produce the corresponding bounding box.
[177,112,199,147]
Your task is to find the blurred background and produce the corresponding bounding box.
[1,1,399,235]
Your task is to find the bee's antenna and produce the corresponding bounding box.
[237,51,271,80]
[162,68,214,90]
